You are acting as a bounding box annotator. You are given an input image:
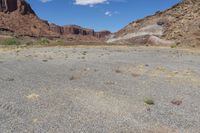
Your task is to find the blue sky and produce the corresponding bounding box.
[28,0,180,32]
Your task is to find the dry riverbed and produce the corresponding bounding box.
[0,46,200,132]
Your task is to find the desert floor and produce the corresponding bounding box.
[0,46,200,133]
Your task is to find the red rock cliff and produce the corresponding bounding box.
[0,0,111,40]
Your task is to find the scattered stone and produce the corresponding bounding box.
[32,118,38,123]
[84,68,90,71]
[82,51,87,55]
[69,75,79,81]
[105,81,116,85]
[132,73,140,77]
[48,57,53,60]
[25,55,32,58]
[26,93,39,100]
[171,100,182,106]
[5,78,14,82]
[147,107,151,111]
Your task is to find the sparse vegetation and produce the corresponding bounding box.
[144,98,155,105]
[81,56,85,59]
[132,73,140,77]
[105,80,116,85]
[170,44,177,48]
[69,76,76,80]
[26,41,34,46]
[6,78,15,82]
[115,69,122,73]
[1,38,20,45]
[191,44,196,48]
[82,51,87,55]
[37,38,50,45]
[42,59,48,62]
[55,40,66,45]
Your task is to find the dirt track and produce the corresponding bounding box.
[0,46,200,133]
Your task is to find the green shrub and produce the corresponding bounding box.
[191,44,196,48]
[170,44,177,48]
[26,41,34,46]
[2,38,20,45]
[37,38,49,45]
[56,40,65,44]
[144,98,155,105]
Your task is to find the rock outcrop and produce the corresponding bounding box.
[0,0,35,14]
[107,0,200,46]
[49,24,110,38]
[0,0,17,12]
[95,31,111,38]
[0,0,110,40]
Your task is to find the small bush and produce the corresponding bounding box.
[56,40,65,45]
[191,44,196,48]
[42,59,48,62]
[37,38,49,45]
[132,73,140,77]
[2,38,20,45]
[170,44,177,48]
[26,41,34,46]
[82,51,87,55]
[115,69,122,73]
[144,98,155,105]
[69,76,76,80]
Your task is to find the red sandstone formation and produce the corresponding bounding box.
[0,0,111,40]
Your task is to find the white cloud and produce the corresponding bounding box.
[105,11,112,16]
[105,11,119,16]
[74,0,107,6]
[40,0,52,3]
[39,0,125,6]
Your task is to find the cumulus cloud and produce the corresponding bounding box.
[40,0,52,3]
[105,11,112,16]
[74,0,107,6]
[39,0,125,6]
[105,11,119,16]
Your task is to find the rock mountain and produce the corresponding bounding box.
[0,0,110,41]
[107,0,200,46]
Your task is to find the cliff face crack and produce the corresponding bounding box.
[0,0,9,12]
[0,0,19,13]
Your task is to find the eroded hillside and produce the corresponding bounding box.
[107,0,200,46]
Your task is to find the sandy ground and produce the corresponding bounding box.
[0,46,200,133]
